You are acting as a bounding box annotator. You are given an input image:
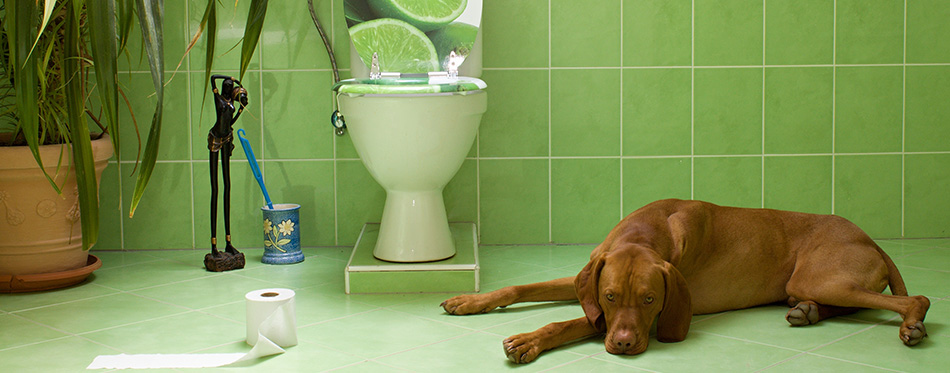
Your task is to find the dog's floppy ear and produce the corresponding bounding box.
[574,253,607,331]
[656,261,691,342]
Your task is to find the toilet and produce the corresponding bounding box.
[333,1,487,263]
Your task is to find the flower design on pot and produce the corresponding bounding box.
[264,218,293,253]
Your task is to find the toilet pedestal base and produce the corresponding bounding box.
[345,222,479,294]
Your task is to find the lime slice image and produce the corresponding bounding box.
[367,0,467,32]
[427,22,478,67]
[349,18,440,73]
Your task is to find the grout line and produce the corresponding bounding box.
[619,0,625,221]
[831,0,838,215]
[690,0,696,200]
[547,0,553,243]
[901,0,908,238]
[761,0,767,208]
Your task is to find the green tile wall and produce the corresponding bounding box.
[98,0,950,249]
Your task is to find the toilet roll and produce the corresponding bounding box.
[87,288,297,369]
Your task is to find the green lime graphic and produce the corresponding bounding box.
[349,18,440,73]
[367,0,467,32]
[427,22,477,67]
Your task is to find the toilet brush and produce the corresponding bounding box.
[237,129,274,209]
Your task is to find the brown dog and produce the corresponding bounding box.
[441,199,931,363]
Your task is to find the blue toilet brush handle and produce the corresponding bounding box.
[236,129,274,209]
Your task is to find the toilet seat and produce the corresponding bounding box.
[333,76,486,95]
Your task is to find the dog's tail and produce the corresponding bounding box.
[874,243,908,296]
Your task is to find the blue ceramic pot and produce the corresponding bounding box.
[261,204,304,264]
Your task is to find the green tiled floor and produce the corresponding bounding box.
[1,240,948,372]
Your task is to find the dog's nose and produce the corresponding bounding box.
[612,330,636,352]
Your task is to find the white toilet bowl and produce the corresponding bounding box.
[334,1,487,262]
[339,91,486,262]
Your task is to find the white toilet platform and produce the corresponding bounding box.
[344,222,479,294]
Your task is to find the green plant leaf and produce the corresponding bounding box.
[128,0,165,218]
[201,0,217,117]
[25,0,56,63]
[239,0,268,80]
[116,0,135,52]
[65,0,100,251]
[6,0,59,192]
[87,0,120,154]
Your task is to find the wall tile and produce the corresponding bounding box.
[483,0,549,68]
[124,163,197,250]
[192,160,262,250]
[764,67,833,154]
[835,0,903,64]
[96,165,123,250]
[186,1,258,73]
[694,156,762,208]
[551,69,621,156]
[479,159,549,244]
[834,66,902,153]
[694,0,763,66]
[905,154,950,238]
[906,0,950,63]
[261,0,332,70]
[622,68,691,156]
[261,71,334,160]
[444,160,478,223]
[622,157,692,213]
[117,73,191,162]
[551,0,621,67]
[479,69,549,157]
[694,68,763,155]
[764,156,832,214]
[834,155,902,238]
[623,0,692,67]
[765,0,834,66]
[905,66,950,152]
[551,159,621,243]
[335,160,384,245]
[264,161,336,246]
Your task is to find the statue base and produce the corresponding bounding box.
[204,251,245,272]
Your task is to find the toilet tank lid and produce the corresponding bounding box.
[332,77,486,95]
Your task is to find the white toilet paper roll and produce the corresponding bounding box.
[87,288,298,369]
[246,288,297,347]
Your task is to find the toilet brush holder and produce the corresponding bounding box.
[261,204,304,264]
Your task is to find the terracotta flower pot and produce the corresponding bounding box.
[0,135,113,284]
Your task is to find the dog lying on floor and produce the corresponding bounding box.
[441,199,930,363]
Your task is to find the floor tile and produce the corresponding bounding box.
[809,323,949,372]
[0,313,70,350]
[80,311,244,354]
[196,339,365,371]
[0,283,119,312]
[131,274,288,310]
[376,331,583,372]
[762,353,896,372]
[13,293,190,335]
[689,305,882,351]
[0,336,121,371]
[295,309,471,359]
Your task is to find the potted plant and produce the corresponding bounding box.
[0,0,272,291]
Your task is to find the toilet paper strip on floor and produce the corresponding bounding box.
[87,289,297,369]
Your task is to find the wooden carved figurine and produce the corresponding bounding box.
[204,75,249,272]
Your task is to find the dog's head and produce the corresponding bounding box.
[574,244,691,355]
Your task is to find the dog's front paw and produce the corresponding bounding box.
[441,294,500,315]
[901,321,927,346]
[503,333,542,364]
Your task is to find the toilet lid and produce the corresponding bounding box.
[333,76,486,95]
[345,0,482,74]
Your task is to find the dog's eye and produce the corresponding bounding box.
[605,293,615,302]
[645,296,654,304]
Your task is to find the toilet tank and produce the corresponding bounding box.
[345,0,483,79]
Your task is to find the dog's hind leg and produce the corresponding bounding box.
[785,267,930,346]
